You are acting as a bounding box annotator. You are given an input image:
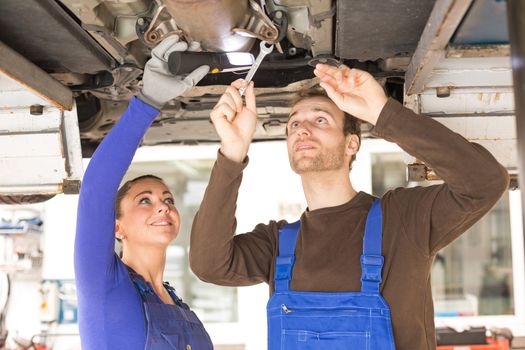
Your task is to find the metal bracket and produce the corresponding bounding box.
[140,4,181,47]
[408,162,518,189]
[90,66,143,102]
[407,163,439,182]
[309,4,336,29]
[82,23,129,58]
[62,179,81,195]
[233,0,280,45]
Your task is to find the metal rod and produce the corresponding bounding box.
[405,0,473,96]
[506,0,525,234]
[0,42,73,111]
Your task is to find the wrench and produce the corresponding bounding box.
[239,41,274,96]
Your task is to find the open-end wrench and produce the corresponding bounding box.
[239,41,274,96]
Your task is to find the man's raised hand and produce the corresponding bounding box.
[210,79,257,163]
[314,64,388,125]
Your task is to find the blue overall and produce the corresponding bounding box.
[267,199,396,349]
[128,269,213,350]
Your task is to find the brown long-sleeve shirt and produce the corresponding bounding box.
[190,98,509,349]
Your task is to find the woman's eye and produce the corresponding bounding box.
[139,198,151,204]
[316,117,327,125]
[164,198,175,205]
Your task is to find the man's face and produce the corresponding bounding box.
[286,96,353,174]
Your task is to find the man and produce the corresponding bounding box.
[189,64,509,349]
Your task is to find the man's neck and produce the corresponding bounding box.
[301,169,358,211]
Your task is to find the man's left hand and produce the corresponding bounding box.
[314,64,388,125]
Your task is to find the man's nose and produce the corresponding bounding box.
[295,121,311,136]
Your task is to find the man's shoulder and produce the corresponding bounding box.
[380,184,443,203]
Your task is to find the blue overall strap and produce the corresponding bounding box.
[275,220,301,292]
[360,199,385,294]
[163,282,190,310]
[127,267,158,304]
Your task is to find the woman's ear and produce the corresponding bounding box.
[115,220,125,240]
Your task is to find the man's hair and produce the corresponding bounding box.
[289,87,361,168]
[115,174,166,220]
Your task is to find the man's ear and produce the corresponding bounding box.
[345,134,360,158]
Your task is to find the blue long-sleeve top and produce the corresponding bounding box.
[74,97,159,350]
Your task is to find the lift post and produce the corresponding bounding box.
[507,0,525,240]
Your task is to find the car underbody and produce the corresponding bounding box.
[0,0,454,156]
[0,0,513,167]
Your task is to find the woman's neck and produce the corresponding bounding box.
[122,245,170,301]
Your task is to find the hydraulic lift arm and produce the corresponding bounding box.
[0,41,83,202]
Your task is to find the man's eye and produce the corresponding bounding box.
[316,117,327,125]
[139,198,151,204]
[164,198,175,205]
[290,121,300,129]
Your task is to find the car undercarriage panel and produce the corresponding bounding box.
[0,0,116,75]
[335,0,437,61]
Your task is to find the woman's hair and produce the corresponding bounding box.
[115,174,165,219]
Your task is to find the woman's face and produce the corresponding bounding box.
[115,179,180,248]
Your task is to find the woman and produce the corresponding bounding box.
[74,35,214,350]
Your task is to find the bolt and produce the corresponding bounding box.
[275,11,283,19]
[288,47,297,56]
[137,18,144,26]
[30,105,44,115]
[62,179,81,194]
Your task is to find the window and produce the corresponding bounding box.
[371,152,513,317]
[432,194,513,316]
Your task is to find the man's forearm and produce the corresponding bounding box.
[189,151,246,281]
[372,98,509,197]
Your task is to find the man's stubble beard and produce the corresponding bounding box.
[290,144,346,174]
